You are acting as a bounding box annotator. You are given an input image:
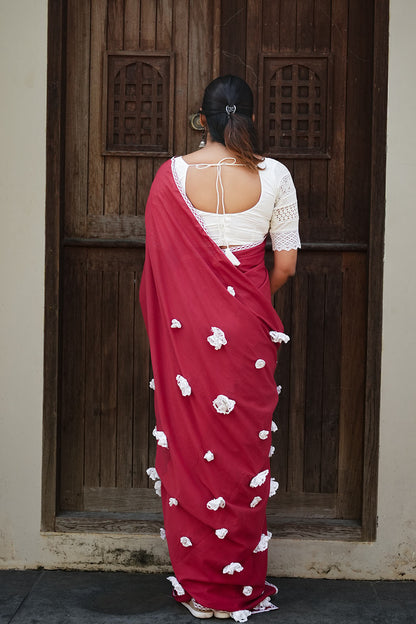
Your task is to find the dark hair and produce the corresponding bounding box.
[201,75,263,170]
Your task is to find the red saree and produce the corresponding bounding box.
[139,160,287,620]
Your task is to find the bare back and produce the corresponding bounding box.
[183,147,262,214]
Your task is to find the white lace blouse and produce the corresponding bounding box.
[171,156,300,253]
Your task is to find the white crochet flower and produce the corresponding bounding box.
[222,562,244,575]
[269,330,290,344]
[146,467,159,481]
[250,469,269,488]
[207,327,227,350]
[258,430,269,440]
[254,596,273,611]
[149,378,155,390]
[255,359,266,369]
[167,576,185,596]
[171,318,182,328]
[176,374,191,396]
[242,586,253,596]
[269,445,276,458]
[169,497,178,507]
[271,420,278,432]
[213,394,236,414]
[207,496,226,511]
[253,531,272,553]
[180,536,192,547]
[154,480,162,497]
[231,611,251,623]
[269,477,279,497]
[276,384,282,394]
[227,286,236,296]
[204,450,215,462]
[160,528,166,540]
[152,426,168,448]
[215,528,228,539]
[250,496,262,508]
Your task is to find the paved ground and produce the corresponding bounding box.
[0,570,415,623]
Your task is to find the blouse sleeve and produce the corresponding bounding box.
[269,169,301,251]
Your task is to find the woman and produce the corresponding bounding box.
[139,75,300,622]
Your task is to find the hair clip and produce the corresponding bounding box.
[225,104,237,116]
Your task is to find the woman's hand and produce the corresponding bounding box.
[270,249,297,294]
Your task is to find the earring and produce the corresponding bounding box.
[199,125,207,148]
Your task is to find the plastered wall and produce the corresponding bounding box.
[0,0,415,578]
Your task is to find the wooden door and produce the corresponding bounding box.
[51,0,386,540]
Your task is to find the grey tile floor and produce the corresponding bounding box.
[0,570,415,624]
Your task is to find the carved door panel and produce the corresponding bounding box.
[58,0,378,539]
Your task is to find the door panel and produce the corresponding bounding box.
[58,0,377,535]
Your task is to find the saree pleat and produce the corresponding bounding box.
[139,160,285,613]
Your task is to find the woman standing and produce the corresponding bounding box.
[139,75,300,622]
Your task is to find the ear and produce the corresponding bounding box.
[252,113,256,122]
[200,112,207,127]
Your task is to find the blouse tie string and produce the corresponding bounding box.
[195,158,242,266]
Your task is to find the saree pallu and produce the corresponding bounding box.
[139,160,286,616]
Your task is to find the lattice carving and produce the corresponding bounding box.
[261,56,331,157]
[104,53,173,155]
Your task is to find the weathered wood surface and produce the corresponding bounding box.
[45,0,388,542]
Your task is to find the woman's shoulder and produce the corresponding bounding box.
[259,157,292,183]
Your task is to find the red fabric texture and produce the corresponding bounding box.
[139,160,284,612]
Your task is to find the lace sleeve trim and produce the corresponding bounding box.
[272,201,298,223]
[271,230,301,251]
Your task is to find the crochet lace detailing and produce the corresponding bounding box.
[270,230,301,251]
[279,173,296,197]
[272,201,298,222]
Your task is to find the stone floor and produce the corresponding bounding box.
[0,570,415,623]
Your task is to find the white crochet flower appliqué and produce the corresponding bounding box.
[167,576,185,596]
[160,528,166,540]
[269,330,290,344]
[223,562,244,575]
[271,420,278,432]
[213,394,236,414]
[269,477,279,497]
[154,480,162,497]
[176,374,191,396]
[258,430,269,440]
[253,531,272,553]
[231,610,251,623]
[255,359,266,369]
[149,378,155,390]
[146,467,159,481]
[269,445,276,458]
[169,497,178,507]
[215,528,228,539]
[180,536,192,547]
[227,286,236,296]
[250,496,262,508]
[204,450,215,462]
[207,327,227,350]
[250,469,269,488]
[171,318,182,329]
[276,385,282,394]
[242,586,253,596]
[207,496,226,511]
[152,426,168,448]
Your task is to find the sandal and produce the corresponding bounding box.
[213,609,231,619]
[182,598,214,619]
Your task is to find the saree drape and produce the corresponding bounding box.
[139,160,287,617]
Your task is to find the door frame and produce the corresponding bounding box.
[42,0,389,541]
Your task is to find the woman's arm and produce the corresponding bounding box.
[270,249,297,294]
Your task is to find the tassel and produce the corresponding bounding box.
[223,246,240,266]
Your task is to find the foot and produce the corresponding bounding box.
[182,598,214,619]
[213,609,231,619]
